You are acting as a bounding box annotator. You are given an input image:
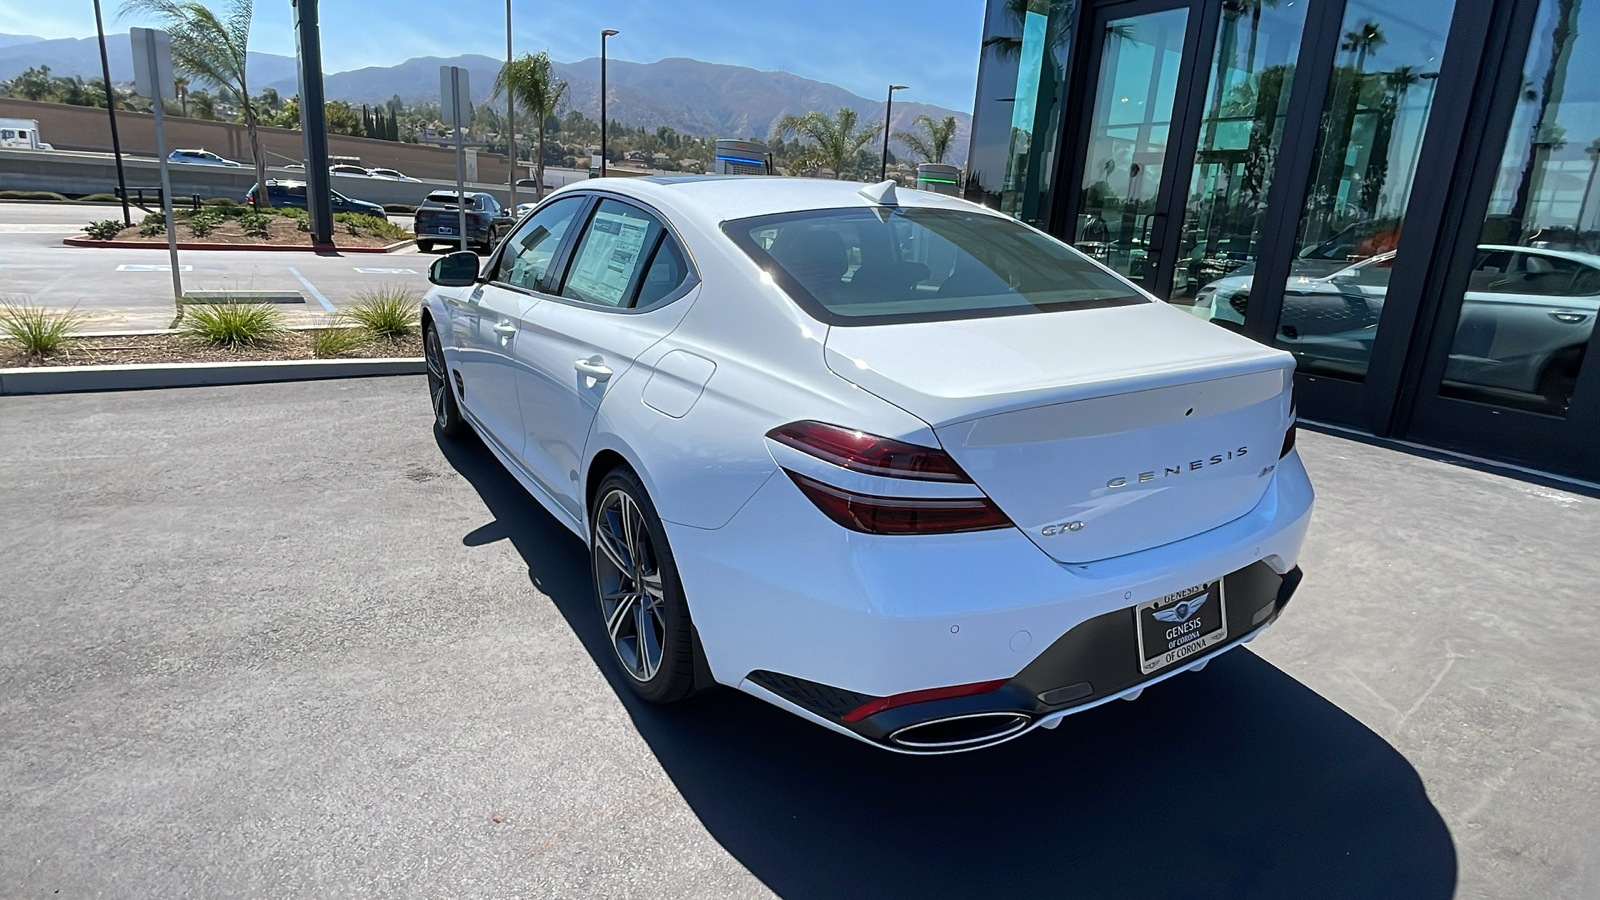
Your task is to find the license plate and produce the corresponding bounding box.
[437,227,455,235]
[1134,580,1227,675]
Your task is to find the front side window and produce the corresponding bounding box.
[494,195,585,291]
[725,207,1145,325]
[561,199,670,308]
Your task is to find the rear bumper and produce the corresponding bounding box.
[668,449,1314,751]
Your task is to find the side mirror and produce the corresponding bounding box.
[429,250,481,287]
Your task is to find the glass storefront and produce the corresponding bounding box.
[1435,0,1598,416]
[966,0,1600,480]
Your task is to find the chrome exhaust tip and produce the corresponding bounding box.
[888,711,1032,751]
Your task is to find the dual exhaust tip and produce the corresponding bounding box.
[888,711,1033,752]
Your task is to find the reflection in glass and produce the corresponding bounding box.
[1216,1,1453,379]
[1073,8,1189,281]
[1437,0,1598,416]
[1170,0,1308,307]
[965,0,1077,226]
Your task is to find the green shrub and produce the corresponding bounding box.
[0,190,69,201]
[0,300,84,359]
[187,212,221,237]
[383,203,417,214]
[238,212,272,238]
[84,219,124,240]
[180,303,286,349]
[139,218,166,237]
[333,212,408,241]
[340,286,420,340]
[77,193,122,202]
[311,326,368,357]
[203,197,242,208]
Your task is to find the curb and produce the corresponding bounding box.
[61,236,416,253]
[0,357,424,396]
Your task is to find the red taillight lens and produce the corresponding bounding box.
[785,471,1011,535]
[842,678,1009,723]
[768,421,971,482]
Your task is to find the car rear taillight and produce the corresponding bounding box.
[768,420,970,481]
[841,678,1009,723]
[768,421,1012,535]
[785,472,1011,535]
[1281,421,1297,457]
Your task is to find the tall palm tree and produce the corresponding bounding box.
[1341,21,1386,72]
[895,114,958,165]
[173,76,189,116]
[771,107,882,180]
[120,0,268,203]
[493,51,567,199]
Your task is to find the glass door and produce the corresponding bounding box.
[1069,0,1311,302]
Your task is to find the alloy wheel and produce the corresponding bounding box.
[424,326,449,428]
[593,488,667,682]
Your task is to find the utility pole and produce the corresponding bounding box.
[600,29,618,177]
[293,0,334,246]
[131,28,182,306]
[506,0,516,210]
[92,0,130,226]
[881,84,908,182]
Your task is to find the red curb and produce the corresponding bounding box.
[62,236,415,254]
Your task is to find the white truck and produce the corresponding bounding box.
[0,118,52,150]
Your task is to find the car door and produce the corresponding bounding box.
[445,194,589,460]
[512,197,699,519]
[1453,251,1597,391]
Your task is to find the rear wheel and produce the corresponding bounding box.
[590,469,700,703]
[1537,347,1584,413]
[424,321,470,438]
[416,239,435,253]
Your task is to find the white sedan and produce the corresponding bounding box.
[420,177,1312,753]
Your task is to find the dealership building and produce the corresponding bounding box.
[965,0,1600,482]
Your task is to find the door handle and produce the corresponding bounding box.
[574,358,613,381]
[492,321,518,335]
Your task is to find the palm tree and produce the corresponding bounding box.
[1341,21,1386,72]
[493,51,567,200]
[120,0,268,204]
[771,107,882,180]
[174,76,189,116]
[895,114,958,165]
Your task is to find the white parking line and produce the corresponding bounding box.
[0,225,82,234]
[117,264,193,272]
[353,267,417,275]
[287,266,337,311]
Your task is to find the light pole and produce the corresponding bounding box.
[880,84,908,182]
[92,0,130,226]
[506,0,516,210]
[600,29,618,177]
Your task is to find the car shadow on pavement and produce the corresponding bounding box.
[437,433,1458,900]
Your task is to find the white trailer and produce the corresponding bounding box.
[0,118,52,150]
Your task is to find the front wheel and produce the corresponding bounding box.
[424,321,470,438]
[590,469,700,703]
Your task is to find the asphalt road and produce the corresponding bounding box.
[1,378,1596,898]
[0,201,435,331]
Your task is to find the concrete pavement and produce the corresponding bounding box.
[0,201,432,330]
[0,378,1596,898]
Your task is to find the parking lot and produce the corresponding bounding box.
[0,201,433,330]
[1,377,1596,898]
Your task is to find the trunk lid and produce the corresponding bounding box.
[824,303,1294,563]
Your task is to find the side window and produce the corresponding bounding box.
[1506,253,1582,296]
[493,196,585,291]
[634,238,690,307]
[561,199,667,308]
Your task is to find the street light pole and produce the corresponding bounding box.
[600,29,618,177]
[506,0,516,210]
[880,84,908,182]
[92,0,131,226]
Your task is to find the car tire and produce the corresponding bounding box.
[417,239,435,253]
[1537,347,1584,413]
[424,321,471,439]
[590,468,701,703]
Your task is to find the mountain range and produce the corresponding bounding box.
[0,33,969,165]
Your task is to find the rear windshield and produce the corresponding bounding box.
[424,192,478,209]
[724,207,1146,325]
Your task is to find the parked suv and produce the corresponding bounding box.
[243,180,387,219]
[414,190,514,253]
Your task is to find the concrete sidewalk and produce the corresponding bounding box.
[0,378,1595,898]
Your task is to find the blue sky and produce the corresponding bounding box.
[0,0,987,111]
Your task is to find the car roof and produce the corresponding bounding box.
[549,176,986,225]
[1479,243,1600,265]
